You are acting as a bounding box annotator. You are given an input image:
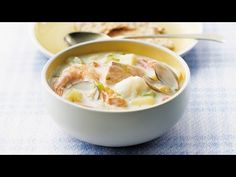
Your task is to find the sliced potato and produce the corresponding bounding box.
[113,76,148,98]
[64,88,83,103]
[130,96,156,106]
[104,53,137,65]
[119,54,137,65]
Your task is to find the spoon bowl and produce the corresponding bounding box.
[64,32,110,46]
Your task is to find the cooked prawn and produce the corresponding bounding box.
[53,64,100,96]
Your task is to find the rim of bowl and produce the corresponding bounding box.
[31,22,203,57]
[42,39,191,113]
[176,22,203,56]
[30,23,54,58]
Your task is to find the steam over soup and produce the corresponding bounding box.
[50,52,182,110]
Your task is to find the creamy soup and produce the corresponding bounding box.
[50,52,181,110]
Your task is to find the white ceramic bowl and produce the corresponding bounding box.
[41,39,190,147]
[32,22,203,58]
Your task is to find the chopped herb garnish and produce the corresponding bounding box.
[105,53,120,63]
[142,91,157,97]
[96,82,105,91]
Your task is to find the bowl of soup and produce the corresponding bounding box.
[41,39,190,147]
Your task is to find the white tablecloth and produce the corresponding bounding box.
[0,23,235,154]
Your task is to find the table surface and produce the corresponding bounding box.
[0,23,235,155]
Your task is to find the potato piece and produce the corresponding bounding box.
[130,96,156,106]
[119,54,137,65]
[104,53,137,65]
[113,76,148,98]
[64,88,83,103]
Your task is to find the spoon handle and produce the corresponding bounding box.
[117,34,224,43]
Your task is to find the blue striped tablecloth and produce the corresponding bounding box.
[0,23,235,154]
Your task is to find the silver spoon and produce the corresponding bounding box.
[64,32,224,46]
